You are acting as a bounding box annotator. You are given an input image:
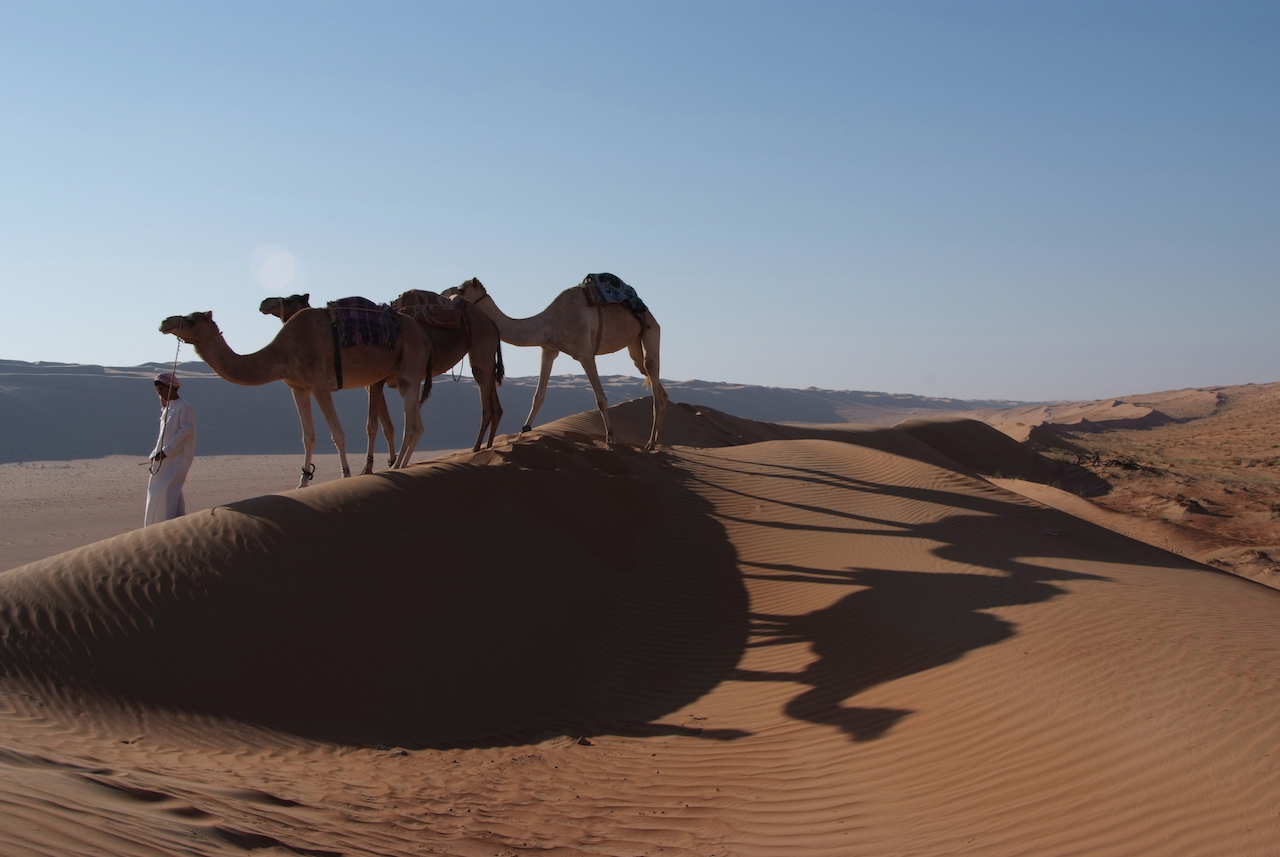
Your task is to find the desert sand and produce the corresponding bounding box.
[2,400,1279,856]
[0,455,363,573]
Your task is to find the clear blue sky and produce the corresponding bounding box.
[2,1,1276,401]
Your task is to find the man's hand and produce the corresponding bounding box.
[151,450,166,462]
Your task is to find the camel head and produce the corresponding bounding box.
[159,311,219,343]
[448,278,486,304]
[259,294,310,322]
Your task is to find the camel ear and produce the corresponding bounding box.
[302,293,309,301]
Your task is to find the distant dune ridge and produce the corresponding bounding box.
[2,393,1280,855]
[0,358,1023,463]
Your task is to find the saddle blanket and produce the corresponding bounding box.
[581,273,649,317]
[327,297,400,349]
[413,305,464,329]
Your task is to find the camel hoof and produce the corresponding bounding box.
[341,467,351,478]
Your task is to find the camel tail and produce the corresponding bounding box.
[494,343,505,386]
[421,356,433,403]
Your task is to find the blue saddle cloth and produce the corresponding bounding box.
[327,297,399,349]
[582,273,648,318]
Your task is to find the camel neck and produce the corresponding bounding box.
[190,332,287,387]
[472,296,546,348]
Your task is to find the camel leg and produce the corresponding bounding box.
[311,389,352,478]
[392,376,424,468]
[290,387,319,489]
[361,382,383,476]
[360,382,397,474]
[577,353,614,444]
[469,352,502,451]
[523,347,559,433]
[378,387,396,467]
[632,321,667,450]
[484,375,503,448]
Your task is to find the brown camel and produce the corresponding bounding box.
[160,309,432,488]
[262,291,506,457]
[391,289,506,452]
[259,294,397,475]
[446,277,667,450]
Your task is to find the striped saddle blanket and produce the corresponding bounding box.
[326,297,399,349]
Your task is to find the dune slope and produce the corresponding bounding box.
[1,400,1278,856]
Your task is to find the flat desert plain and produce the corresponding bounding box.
[2,399,1279,856]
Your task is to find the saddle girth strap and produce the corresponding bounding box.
[329,310,344,390]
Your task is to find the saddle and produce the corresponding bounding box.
[580,273,650,328]
[326,297,400,350]
[325,297,401,390]
[393,290,464,330]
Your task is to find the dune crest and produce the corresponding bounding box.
[2,399,1279,856]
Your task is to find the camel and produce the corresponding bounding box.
[445,277,667,450]
[160,308,432,489]
[259,294,397,474]
[391,289,505,452]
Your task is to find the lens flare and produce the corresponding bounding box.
[250,246,302,291]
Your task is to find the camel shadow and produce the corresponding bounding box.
[734,561,1091,741]
[681,450,1201,742]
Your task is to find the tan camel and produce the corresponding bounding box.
[160,309,432,488]
[391,289,505,452]
[259,294,397,475]
[446,278,667,450]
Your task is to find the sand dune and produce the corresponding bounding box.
[2,400,1279,855]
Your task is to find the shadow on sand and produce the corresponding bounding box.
[1,439,746,747]
[681,448,1203,742]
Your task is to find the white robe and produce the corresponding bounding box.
[144,397,196,526]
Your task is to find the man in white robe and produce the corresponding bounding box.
[144,372,196,526]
